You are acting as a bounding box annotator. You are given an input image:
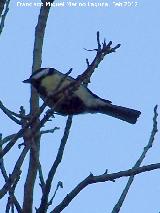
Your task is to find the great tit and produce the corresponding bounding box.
[23,68,141,124]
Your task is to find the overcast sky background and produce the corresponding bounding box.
[0,0,160,212]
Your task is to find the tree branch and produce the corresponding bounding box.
[38,116,73,213]
[0,0,10,35]
[0,146,29,199]
[112,105,158,213]
[0,102,48,158]
[51,163,160,213]
[0,0,6,16]
[53,32,120,100]
[51,105,158,213]
[23,0,56,212]
[0,135,22,212]
[0,101,22,124]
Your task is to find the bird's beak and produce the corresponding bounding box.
[23,78,31,83]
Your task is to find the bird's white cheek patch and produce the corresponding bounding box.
[41,75,71,95]
[33,68,49,79]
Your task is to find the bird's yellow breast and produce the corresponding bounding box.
[41,74,70,95]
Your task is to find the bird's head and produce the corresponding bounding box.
[23,68,55,84]
[23,68,62,95]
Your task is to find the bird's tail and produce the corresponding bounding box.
[88,103,141,124]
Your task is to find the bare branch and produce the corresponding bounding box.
[51,106,158,213]
[12,196,22,213]
[23,0,56,211]
[0,135,22,212]
[0,134,8,182]
[97,31,101,50]
[5,197,10,213]
[0,0,6,16]
[0,102,46,160]
[41,127,60,135]
[48,32,120,109]
[38,160,45,193]
[0,101,21,124]
[8,175,22,213]
[86,58,90,67]
[51,163,160,213]
[1,126,59,147]
[0,146,29,199]
[0,0,10,35]
[61,31,120,94]
[1,134,16,145]
[48,181,63,207]
[112,105,158,213]
[38,116,73,213]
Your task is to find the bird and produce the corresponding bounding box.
[23,68,141,124]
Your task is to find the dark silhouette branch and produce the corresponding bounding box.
[40,127,60,135]
[37,116,73,213]
[0,102,47,160]
[0,146,29,199]
[54,32,120,98]
[0,135,22,212]
[38,160,45,193]
[0,0,6,16]
[51,163,160,213]
[0,0,10,35]
[48,181,63,207]
[7,174,22,213]
[111,105,158,213]
[0,101,22,124]
[51,105,158,213]
[1,127,60,146]
[23,0,56,212]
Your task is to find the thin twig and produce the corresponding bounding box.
[48,181,63,207]
[41,127,60,135]
[38,160,45,193]
[0,146,29,199]
[0,135,22,212]
[8,173,22,213]
[1,127,59,146]
[0,102,47,160]
[111,105,158,213]
[0,0,6,16]
[5,197,10,213]
[1,134,17,145]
